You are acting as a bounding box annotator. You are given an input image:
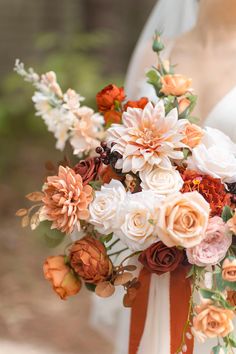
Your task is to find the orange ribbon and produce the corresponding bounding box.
[129,266,194,354]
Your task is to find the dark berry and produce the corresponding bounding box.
[104,147,111,153]
[95,146,103,154]
[94,157,101,164]
[101,152,107,160]
[103,158,110,165]
[101,141,107,148]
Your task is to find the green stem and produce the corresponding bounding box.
[108,238,120,249]
[108,247,128,257]
[120,250,142,265]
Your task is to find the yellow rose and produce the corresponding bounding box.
[155,191,210,248]
[160,74,192,96]
[193,300,234,338]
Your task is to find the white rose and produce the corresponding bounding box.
[140,166,183,195]
[114,191,163,251]
[187,126,236,183]
[89,180,126,235]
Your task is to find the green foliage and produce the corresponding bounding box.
[221,206,234,222]
[215,271,236,292]
[36,221,65,248]
[146,69,162,95]
[212,345,227,354]
[85,282,96,292]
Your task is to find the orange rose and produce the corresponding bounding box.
[222,258,236,282]
[182,123,204,148]
[101,165,124,184]
[178,97,191,114]
[96,84,125,112]
[227,212,236,235]
[124,97,149,110]
[193,300,234,338]
[104,110,122,125]
[69,236,113,284]
[43,256,81,300]
[160,74,192,96]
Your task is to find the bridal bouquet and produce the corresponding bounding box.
[16,34,236,354]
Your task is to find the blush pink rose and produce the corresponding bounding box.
[187,216,232,267]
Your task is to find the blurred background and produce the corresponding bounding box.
[0,0,156,353]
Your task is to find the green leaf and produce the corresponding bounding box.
[199,288,215,300]
[85,282,96,292]
[89,180,102,191]
[183,148,191,160]
[100,233,113,244]
[146,69,162,95]
[221,206,233,222]
[216,272,236,292]
[37,221,65,248]
[211,345,227,354]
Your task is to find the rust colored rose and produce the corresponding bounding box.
[96,84,125,112]
[222,258,236,282]
[138,241,184,275]
[193,300,234,338]
[182,123,204,148]
[181,169,231,217]
[227,290,236,308]
[74,157,103,185]
[69,236,113,284]
[124,97,149,110]
[100,165,124,184]
[43,256,81,300]
[104,110,122,125]
[178,97,191,114]
[160,74,192,96]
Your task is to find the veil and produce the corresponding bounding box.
[125,0,199,98]
[90,0,200,348]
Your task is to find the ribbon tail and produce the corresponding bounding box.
[170,266,194,354]
[129,268,151,354]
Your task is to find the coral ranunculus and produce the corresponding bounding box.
[124,97,149,110]
[43,256,81,299]
[182,123,204,149]
[96,84,125,112]
[69,236,113,284]
[222,258,236,282]
[74,157,103,185]
[160,74,192,96]
[181,169,231,217]
[41,166,93,234]
[193,300,234,339]
[139,241,184,275]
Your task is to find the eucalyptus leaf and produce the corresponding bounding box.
[221,206,233,222]
[211,345,227,354]
[37,221,65,248]
[199,288,215,300]
[85,283,96,292]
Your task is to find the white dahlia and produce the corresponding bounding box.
[107,100,186,173]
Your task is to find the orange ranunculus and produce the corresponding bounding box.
[182,123,204,148]
[160,74,192,96]
[69,236,113,284]
[43,256,81,300]
[178,97,191,114]
[104,110,122,125]
[96,84,125,112]
[222,258,236,282]
[193,300,234,338]
[124,97,149,110]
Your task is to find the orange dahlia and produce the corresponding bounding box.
[181,169,231,216]
[41,166,93,234]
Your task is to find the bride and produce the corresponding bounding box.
[92,0,236,353]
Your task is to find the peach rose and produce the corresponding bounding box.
[178,97,191,114]
[43,256,81,300]
[193,300,234,339]
[182,123,204,149]
[227,212,236,235]
[155,191,210,248]
[160,74,192,96]
[222,258,236,282]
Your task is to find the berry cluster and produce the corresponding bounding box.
[95,141,122,168]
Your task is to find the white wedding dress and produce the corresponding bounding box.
[91,1,236,353]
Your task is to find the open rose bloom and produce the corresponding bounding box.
[16,35,236,353]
